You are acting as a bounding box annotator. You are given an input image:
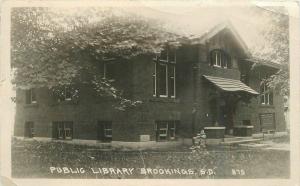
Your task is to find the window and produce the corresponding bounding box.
[153,48,176,98]
[152,62,157,96]
[97,121,112,142]
[169,122,176,140]
[25,88,37,104]
[52,121,73,140]
[155,121,178,141]
[156,47,176,63]
[103,61,116,79]
[24,122,34,138]
[260,82,273,105]
[169,65,176,98]
[210,49,231,68]
[260,113,275,130]
[158,63,168,97]
[64,86,72,101]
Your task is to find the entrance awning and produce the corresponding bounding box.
[203,75,259,95]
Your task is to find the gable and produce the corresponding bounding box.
[190,22,251,58]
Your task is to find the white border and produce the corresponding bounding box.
[0,1,299,186]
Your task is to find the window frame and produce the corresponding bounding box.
[211,49,230,68]
[97,121,112,142]
[214,50,222,67]
[64,86,72,101]
[53,121,73,140]
[260,82,273,105]
[26,88,37,104]
[24,121,34,138]
[104,123,112,138]
[158,63,168,98]
[153,47,176,98]
[169,122,176,140]
[152,62,157,97]
[156,48,176,63]
[158,122,168,141]
[155,121,177,141]
[169,65,176,98]
[64,123,73,140]
[30,89,37,104]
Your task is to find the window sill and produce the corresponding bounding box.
[259,104,275,108]
[212,65,229,69]
[156,139,178,142]
[52,139,73,141]
[150,97,180,103]
[24,103,39,108]
[49,100,79,106]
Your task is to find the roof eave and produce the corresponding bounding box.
[243,58,282,70]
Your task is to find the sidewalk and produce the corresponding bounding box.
[240,132,290,151]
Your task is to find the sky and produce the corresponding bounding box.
[47,3,287,61]
[121,4,286,57]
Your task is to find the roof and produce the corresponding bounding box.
[181,21,281,68]
[188,21,251,57]
[203,75,259,95]
[243,58,282,69]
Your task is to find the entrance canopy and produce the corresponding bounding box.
[203,75,259,95]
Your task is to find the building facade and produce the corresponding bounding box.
[14,23,286,147]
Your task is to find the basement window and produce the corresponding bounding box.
[155,121,178,141]
[52,121,73,140]
[24,121,34,138]
[97,121,112,142]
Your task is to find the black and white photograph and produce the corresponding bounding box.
[0,0,299,185]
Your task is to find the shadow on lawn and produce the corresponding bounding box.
[11,137,290,179]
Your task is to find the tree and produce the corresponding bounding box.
[11,7,178,110]
[251,7,289,96]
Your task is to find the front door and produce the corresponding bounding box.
[220,104,234,134]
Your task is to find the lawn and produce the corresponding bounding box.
[11,138,290,179]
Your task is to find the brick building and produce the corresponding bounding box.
[14,22,286,147]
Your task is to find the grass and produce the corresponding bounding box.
[11,138,290,179]
[272,135,290,143]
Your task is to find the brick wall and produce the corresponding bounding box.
[14,30,286,142]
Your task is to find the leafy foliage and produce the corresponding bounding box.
[251,8,289,96]
[11,7,177,110]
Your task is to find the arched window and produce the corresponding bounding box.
[210,49,231,68]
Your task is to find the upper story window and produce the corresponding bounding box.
[153,48,176,98]
[260,82,273,105]
[25,88,37,104]
[210,49,231,68]
[64,86,72,101]
[154,47,176,63]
